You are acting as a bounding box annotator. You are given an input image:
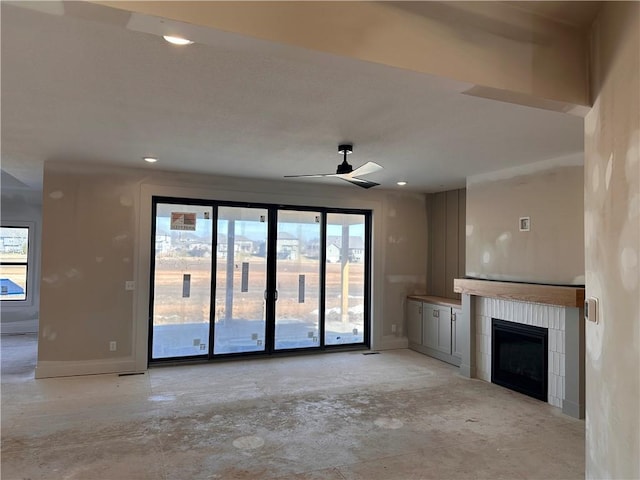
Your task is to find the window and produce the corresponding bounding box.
[0,227,29,301]
[149,197,371,362]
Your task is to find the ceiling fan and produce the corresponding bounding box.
[284,144,383,189]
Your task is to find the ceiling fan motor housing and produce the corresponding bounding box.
[337,144,354,174]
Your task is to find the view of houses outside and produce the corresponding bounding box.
[151,203,367,359]
[152,205,213,358]
[0,227,29,301]
[274,210,322,349]
[324,213,366,345]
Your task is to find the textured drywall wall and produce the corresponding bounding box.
[585,2,640,478]
[465,159,584,285]
[0,188,42,332]
[39,167,138,362]
[381,192,428,338]
[37,162,427,375]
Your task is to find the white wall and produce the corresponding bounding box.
[585,2,640,478]
[1,187,42,334]
[466,156,584,285]
[37,162,428,377]
[95,1,590,108]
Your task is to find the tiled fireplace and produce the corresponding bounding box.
[475,297,566,408]
[454,279,585,419]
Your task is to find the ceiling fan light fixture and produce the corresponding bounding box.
[338,144,353,155]
[397,181,407,186]
[143,156,158,163]
[284,143,383,189]
[163,35,194,46]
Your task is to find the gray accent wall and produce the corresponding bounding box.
[427,189,466,299]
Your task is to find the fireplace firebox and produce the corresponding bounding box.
[491,319,548,401]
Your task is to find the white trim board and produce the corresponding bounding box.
[35,357,139,379]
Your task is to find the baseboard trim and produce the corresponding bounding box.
[459,364,476,378]
[408,342,461,367]
[35,357,139,379]
[1,319,38,335]
[562,399,585,419]
[375,335,409,350]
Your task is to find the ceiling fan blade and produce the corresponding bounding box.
[284,146,382,189]
[349,162,383,177]
[284,173,339,178]
[342,177,380,189]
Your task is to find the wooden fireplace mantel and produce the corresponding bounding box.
[453,278,585,308]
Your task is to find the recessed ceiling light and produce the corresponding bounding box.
[143,156,158,163]
[163,35,194,46]
[397,181,407,186]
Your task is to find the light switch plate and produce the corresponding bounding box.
[125,281,135,291]
[585,297,599,324]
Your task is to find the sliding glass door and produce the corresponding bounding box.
[325,213,367,345]
[214,206,269,354]
[149,199,370,362]
[150,203,213,359]
[274,210,321,350]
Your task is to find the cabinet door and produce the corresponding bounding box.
[451,308,463,359]
[422,304,439,350]
[406,300,423,344]
[423,304,453,354]
[435,307,452,354]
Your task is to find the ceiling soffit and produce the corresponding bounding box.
[92,1,590,108]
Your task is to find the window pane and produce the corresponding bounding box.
[0,265,27,301]
[214,206,269,354]
[325,213,366,345]
[151,204,212,359]
[274,210,321,350]
[0,227,29,263]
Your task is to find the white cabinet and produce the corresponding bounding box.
[451,307,463,361]
[406,300,423,345]
[406,296,461,367]
[423,304,451,354]
[422,304,438,350]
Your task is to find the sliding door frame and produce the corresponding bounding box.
[148,196,371,364]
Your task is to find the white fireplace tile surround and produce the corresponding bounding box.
[474,297,567,408]
[454,278,585,419]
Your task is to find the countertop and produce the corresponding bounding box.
[407,295,461,309]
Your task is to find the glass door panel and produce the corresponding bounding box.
[325,213,366,345]
[214,206,268,354]
[274,210,321,350]
[151,203,213,359]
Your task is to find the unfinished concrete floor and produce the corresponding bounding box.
[1,334,584,479]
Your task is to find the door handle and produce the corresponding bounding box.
[264,290,279,301]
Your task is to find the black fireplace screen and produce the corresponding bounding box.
[491,319,548,401]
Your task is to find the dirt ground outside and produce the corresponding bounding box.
[152,256,365,327]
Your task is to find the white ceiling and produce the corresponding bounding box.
[1,2,585,192]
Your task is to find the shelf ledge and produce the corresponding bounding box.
[453,278,584,308]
